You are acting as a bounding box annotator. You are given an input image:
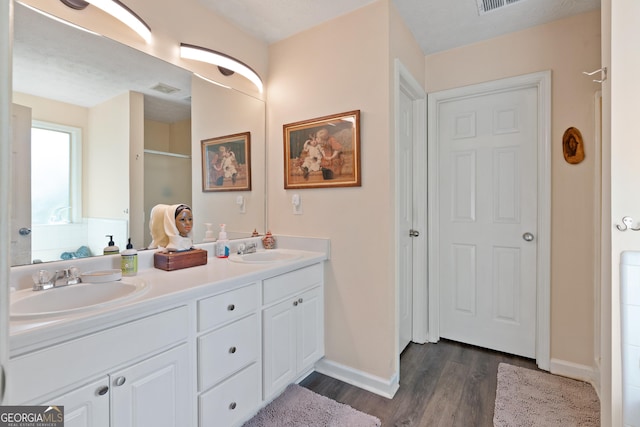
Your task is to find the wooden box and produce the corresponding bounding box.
[154,248,208,271]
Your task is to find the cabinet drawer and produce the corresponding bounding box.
[198,283,258,332]
[263,263,323,305]
[199,363,259,427]
[198,314,259,391]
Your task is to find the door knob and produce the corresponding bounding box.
[19,227,31,236]
[522,232,535,242]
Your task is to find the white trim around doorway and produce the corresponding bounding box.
[426,71,552,371]
[393,59,428,381]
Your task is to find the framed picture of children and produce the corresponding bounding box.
[283,110,361,189]
[201,132,251,192]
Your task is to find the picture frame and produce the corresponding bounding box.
[283,110,361,189]
[201,132,251,192]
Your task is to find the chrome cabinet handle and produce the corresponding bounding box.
[523,232,534,242]
[293,300,298,307]
[114,376,126,387]
[229,346,237,354]
[97,386,109,396]
[19,227,31,236]
[229,402,237,410]
[409,229,420,237]
[298,298,303,304]
[227,304,235,311]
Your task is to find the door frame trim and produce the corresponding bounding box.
[393,59,428,366]
[427,71,551,370]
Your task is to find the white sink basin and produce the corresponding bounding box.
[10,279,149,320]
[228,249,302,264]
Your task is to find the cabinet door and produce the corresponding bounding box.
[262,299,297,400]
[48,378,110,427]
[110,344,192,427]
[297,286,324,373]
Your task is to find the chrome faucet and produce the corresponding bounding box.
[32,267,81,291]
[237,242,258,255]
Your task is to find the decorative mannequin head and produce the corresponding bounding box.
[174,204,193,237]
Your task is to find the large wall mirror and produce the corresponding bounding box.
[11,3,266,267]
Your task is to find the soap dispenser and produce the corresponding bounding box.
[203,223,216,242]
[121,238,138,276]
[103,235,119,255]
[215,224,230,258]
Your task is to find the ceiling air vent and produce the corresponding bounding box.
[476,0,525,15]
[150,82,180,95]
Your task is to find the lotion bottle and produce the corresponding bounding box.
[121,238,138,276]
[203,223,216,242]
[103,235,119,255]
[215,224,230,258]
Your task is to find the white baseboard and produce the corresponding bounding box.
[314,358,399,399]
[549,358,599,392]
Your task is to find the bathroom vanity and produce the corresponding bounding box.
[6,238,328,427]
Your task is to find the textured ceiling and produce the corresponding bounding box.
[198,0,600,55]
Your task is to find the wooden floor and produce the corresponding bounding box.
[300,339,538,427]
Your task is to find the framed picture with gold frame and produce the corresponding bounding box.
[201,132,251,192]
[283,110,361,189]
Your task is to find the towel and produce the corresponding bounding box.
[149,204,193,251]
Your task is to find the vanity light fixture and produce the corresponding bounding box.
[59,0,151,43]
[180,43,264,93]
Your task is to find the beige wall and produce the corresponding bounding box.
[86,93,132,221]
[389,3,425,88]
[190,75,266,240]
[145,120,171,152]
[144,119,191,154]
[170,119,191,155]
[268,0,423,381]
[426,11,601,369]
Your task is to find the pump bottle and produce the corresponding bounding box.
[103,235,119,255]
[121,238,138,276]
[215,224,230,258]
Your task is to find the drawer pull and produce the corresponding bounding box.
[229,346,237,354]
[114,376,126,387]
[227,304,235,311]
[97,386,109,396]
[229,402,237,410]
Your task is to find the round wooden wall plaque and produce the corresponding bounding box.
[562,127,585,164]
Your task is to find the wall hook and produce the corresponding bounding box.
[616,216,640,231]
[583,67,607,83]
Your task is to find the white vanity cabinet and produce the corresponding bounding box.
[8,251,327,427]
[196,282,261,427]
[51,378,110,427]
[262,264,324,400]
[9,306,193,427]
[51,344,190,427]
[109,344,190,426]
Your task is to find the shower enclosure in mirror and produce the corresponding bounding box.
[11,2,266,266]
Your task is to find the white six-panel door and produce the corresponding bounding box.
[437,86,538,358]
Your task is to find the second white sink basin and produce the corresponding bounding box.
[228,249,302,264]
[10,279,149,320]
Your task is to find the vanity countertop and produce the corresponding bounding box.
[9,236,329,356]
